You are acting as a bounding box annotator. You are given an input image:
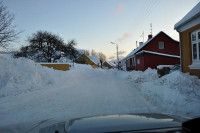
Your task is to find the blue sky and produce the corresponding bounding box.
[3,0,200,60]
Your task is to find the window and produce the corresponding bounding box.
[137,59,140,64]
[190,29,200,69]
[158,41,164,49]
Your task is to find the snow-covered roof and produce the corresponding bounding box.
[174,2,200,29]
[136,50,180,58]
[88,56,100,65]
[104,61,116,67]
[122,31,178,61]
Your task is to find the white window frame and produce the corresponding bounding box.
[189,29,200,69]
[158,41,165,49]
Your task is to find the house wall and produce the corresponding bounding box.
[41,64,70,71]
[135,56,145,71]
[142,54,180,71]
[75,54,96,66]
[180,23,200,78]
[139,32,180,56]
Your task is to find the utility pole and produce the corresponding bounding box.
[110,42,119,70]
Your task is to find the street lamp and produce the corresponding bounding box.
[110,42,119,70]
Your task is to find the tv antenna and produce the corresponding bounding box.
[150,23,152,35]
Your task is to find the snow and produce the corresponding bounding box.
[174,2,200,29]
[136,50,180,58]
[0,56,200,127]
[140,71,200,116]
[88,56,100,65]
[157,65,174,69]
[0,56,57,98]
[108,61,116,66]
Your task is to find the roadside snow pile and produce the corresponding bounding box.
[0,57,57,98]
[125,68,158,83]
[121,68,200,116]
[140,71,200,116]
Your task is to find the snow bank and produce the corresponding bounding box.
[0,56,58,98]
[124,68,158,83]
[120,69,200,117]
[139,71,200,116]
[0,54,103,98]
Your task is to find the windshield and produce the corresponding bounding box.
[0,0,200,132]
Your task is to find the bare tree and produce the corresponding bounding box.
[98,52,107,68]
[0,2,19,50]
[84,49,90,56]
[91,49,97,56]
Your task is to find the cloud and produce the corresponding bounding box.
[114,4,124,13]
[109,56,116,60]
[117,33,131,42]
[109,55,125,62]
[113,50,127,56]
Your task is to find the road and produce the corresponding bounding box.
[0,69,158,127]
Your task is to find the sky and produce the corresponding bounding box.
[2,0,200,61]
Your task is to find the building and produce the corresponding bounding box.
[174,2,200,78]
[75,51,100,67]
[122,31,180,71]
[102,61,116,69]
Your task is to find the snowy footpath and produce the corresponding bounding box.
[0,56,200,127]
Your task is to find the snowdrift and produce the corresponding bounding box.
[123,69,200,117]
[0,56,102,98]
[0,56,58,98]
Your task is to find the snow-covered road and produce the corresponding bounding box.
[1,57,200,127]
[0,67,158,127]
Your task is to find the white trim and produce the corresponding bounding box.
[189,63,200,69]
[176,16,200,32]
[136,50,180,58]
[190,29,200,69]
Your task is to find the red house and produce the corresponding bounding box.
[122,31,180,71]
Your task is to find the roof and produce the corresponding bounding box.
[122,31,178,61]
[88,56,100,65]
[174,2,200,29]
[103,61,116,67]
[136,50,180,58]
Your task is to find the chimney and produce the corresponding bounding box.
[148,34,153,40]
[139,42,143,45]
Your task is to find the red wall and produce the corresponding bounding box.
[136,53,180,71]
[139,32,180,56]
[135,56,145,71]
